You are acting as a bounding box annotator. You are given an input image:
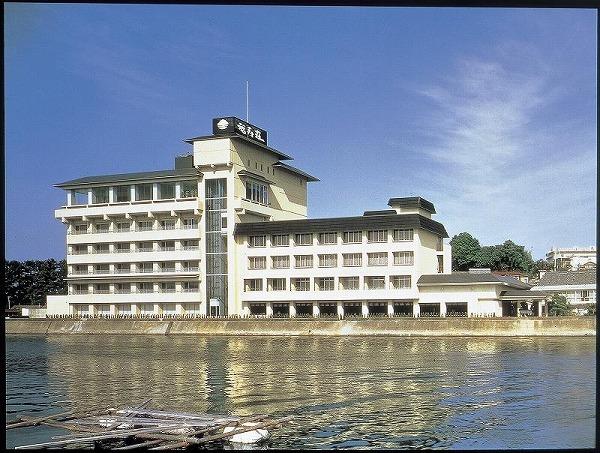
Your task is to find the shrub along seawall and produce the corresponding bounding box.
[4,317,596,336]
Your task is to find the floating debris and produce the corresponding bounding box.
[7,400,291,450]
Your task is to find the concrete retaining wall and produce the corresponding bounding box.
[4,317,596,336]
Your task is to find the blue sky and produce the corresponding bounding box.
[4,5,596,261]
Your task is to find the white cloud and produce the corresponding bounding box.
[413,49,596,258]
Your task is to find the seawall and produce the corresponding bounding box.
[4,317,596,336]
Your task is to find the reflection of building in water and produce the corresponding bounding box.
[46,336,209,413]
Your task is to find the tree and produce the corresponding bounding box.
[4,259,67,308]
[450,232,482,271]
[548,294,573,316]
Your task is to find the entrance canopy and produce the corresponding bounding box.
[499,290,551,300]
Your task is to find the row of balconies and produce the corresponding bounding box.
[71,288,200,295]
[243,276,412,293]
[69,245,199,255]
[71,267,200,276]
[69,224,198,235]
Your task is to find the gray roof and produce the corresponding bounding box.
[418,272,531,289]
[388,197,436,214]
[234,213,448,237]
[537,270,596,287]
[363,210,396,216]
[501,290,551,298]
[183,134,294,160]
[55,168,198,188]
[272,162,319,182]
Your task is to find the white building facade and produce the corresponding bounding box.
[546,247,596,270]
[47,116,545,318]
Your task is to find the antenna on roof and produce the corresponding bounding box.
[246,81,249,122]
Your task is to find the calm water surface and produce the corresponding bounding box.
[5,335,596,449]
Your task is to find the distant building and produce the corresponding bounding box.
[532,270,596,315]
[546,247,596,271]
[491,270,529,284]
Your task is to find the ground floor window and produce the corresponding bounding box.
[249,303,266,316]
[344,302,362,317]
[74,305,89,317]
[295,303,313,317]
[140,304,154,316]
[183,303,201,315]
[319,302,338,317]
[446,302,468,317]
[273,303,289,318]
[393,301,413,317]
[116,304,131,315]
[161,304,177,315]
[96,304,110,316]
[368,302,387,316]
[420,303,440,317]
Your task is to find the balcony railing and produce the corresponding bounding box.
[137,248,154,253]
[71,250,89,255]
[160,288,176,293]
[70,230,89,235]
[114,289,132,294]
[92,269,110,275]
[138,268,154,273]
[159,268,176,273]
[115,248,131,253]
[182,246,199,251]
[182,287,200,292]
[114,268,131,274]
[135,226,154,232]
[182,224,197,230]
[72,290,89,295]
[158,247,176,252]
[137,288,155,293]
[182,267,199,272]
[93,289,110,294]
[159,224,176,230]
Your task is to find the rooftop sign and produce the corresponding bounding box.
[212,117,268,146]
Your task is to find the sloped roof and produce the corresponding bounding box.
[537,270,596,287]
[388,197,436,214]
[234,213,448,237]
[55,168,198,188]
[418,272,531,289]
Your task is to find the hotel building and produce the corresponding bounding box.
[47,116,546,318]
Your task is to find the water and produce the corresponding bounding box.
[5,335,596,449]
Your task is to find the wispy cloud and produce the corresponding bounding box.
[412,47,596,257]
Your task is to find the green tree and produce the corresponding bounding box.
[548,294,572,316]
[449,232,482,271]
[4,259,67,308]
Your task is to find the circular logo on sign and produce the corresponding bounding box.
[217,119,229,130]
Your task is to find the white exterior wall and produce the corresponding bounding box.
[418,284,503,317]
[532,284,596,306]
[546,247,596,270]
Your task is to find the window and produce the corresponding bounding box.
[581,290,590,301]
[93,244,109,254]
[182,218,197,229]
[391,275,411,289]
[368,252,388,266]
[367,230,387,243]
[248,256,266,270]
[159,182,175,200]
[160,219,176,230]
[137,220,154,231]
[73,223,88,235]
[73,189,88,205]
[159,262,176,272]
[436,237,443,251]
[365,276,386,290]
[339,276,360,290]
[318,232,337,245]
[72,245,88,255]
[92,187,109,204]
[182,261,199,272]
[249,235,266,248]
[182,282,199,292]
[393,229,414,242]
[318,254,337,268]
[272,256,290,269]
[138,242,153,252]
[94,283,110,294]
[180,180,198,198]
[135,183,153,201]
[437,255,444,274]
[95,223,109,233]
[245,279,263,292]
[115,283,131,294]
[73,284,88,294]
[343,231,362,244]
[181,240,199,250]
[295,255,313,268]
[73,265,88,275]
[292,278,311,291]
[271,234,289,247]
[394,251,414,266]
[115,263,130,273]
[269,278,286,291]
[159,241,175,251]
[115,243,131,253]
[295,233,313,246]
[343,253,362,267]
[116,221,131,232]
[138,262,154,273]
[114,185,130,202]
[245,180,269,205]
[137,282,154,293]
[94,264,109,274]
[316,277,335,291]
[160,282,176,293]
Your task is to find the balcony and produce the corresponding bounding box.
[182,267,199,272]
[182,246,199,251]
[137,248,154,253]
[137,288,155,294]
[160,288,177,293]
[138,268,154,273]
[114,289,132,294]
[115,248,131,253]
[114,268,131,274]
[72,290,89,295]
[93,289,110,294]
[135,226,154,232]
[159,268,176,273]
[158,247,175,252]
